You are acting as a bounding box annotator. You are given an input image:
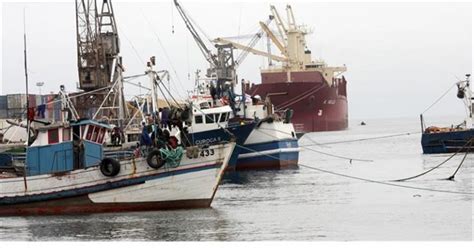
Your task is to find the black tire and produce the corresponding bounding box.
[147,149,166,169]
[100,158,121,177]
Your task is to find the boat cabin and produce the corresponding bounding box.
[188,97,232,134]
[26,120,111,176]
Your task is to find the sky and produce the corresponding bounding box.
[0,0,472,120]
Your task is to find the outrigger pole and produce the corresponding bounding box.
[22,7,29,190]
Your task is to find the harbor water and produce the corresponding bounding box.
[0,117,472,241]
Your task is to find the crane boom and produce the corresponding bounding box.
[214,38,288,62]
[233,15,274,67]
[173,0,218,67]
[270,5,287,45]
[260,21,287,56]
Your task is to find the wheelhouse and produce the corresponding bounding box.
[26,120,111,176]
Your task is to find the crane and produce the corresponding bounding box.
[174,0,235,88]
[75,0,128,123]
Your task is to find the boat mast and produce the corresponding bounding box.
[23,8,30,146]
[465,74,472,128]
[23,7,29,188]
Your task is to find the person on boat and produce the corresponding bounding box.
[251,95,262,105]
[111,126,122,146]
[210,83,217,105]
[140,122,152,149]
[161,107,170,129]
[158,108,163,123]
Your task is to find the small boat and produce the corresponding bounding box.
[0,117,236,216]
[420,74,473,154]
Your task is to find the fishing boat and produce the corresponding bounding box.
[191,73,299,170]
[0,83,236,216]
[173,0,300,170]
[420,74,473,154]
[99,59,256,170]
[0,116,236,216]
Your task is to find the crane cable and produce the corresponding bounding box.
[139,9,188,100]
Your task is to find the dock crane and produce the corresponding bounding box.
[174,0,236,96]
[75,0,128,124]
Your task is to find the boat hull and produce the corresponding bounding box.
[421,129,474,154]
[0,143,235,216]
[234,121,299,171]
[247,71,348,133]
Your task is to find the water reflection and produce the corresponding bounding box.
[12,208,230,241]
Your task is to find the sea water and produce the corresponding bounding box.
[0,117,472,241]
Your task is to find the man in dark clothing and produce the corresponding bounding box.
[161,107,170,129]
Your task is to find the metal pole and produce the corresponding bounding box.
[23,8,29,190]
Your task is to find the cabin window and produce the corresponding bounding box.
[91,126,100,142]
[219,113,227,122]
[85,125,94,140]
[48,128,59,144]
[63,128,71,141]
[205,114,214,124]
[200,102,210,109]
[195,115,203,124]
[97,128,105,144]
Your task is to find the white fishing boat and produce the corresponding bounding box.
[191,73,299,170]
[0,117,235,216]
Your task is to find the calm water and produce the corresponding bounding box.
[0,117,472,241]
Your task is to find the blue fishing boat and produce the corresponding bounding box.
[421,74,473,154]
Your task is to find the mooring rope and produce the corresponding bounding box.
[275,84,326,111]
[445,149,470,181]
[317,132,420,146]
[234,143,473,195]
[392,138,473,182]
[253,127,372,162]
[421,83,457,114]
[302,146,374,163]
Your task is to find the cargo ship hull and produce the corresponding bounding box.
[247,71,348,133]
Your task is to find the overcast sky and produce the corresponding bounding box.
[1,0,472,119]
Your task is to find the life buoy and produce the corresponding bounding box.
[100,158,121,177]
[147,149,166,169]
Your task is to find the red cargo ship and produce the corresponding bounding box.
[218,5,348,133]
[248,69,348,133]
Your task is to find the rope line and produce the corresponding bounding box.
[446,149,470,180]
[317,132,420,146]
[234,143,473,195]
[254,127,372,162]
[392,138,473,182]
[302,146,373,163]
[422,83,456,114]
[139,9,188,99]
